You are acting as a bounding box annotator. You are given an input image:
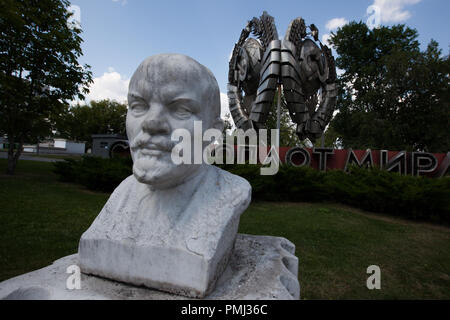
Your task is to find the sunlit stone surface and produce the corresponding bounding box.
[0,234,300,300]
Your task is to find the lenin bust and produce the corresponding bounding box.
[78,54,252,298]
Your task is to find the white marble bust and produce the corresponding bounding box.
[78,54,252,298]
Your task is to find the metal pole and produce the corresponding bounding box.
[277,84,281,147]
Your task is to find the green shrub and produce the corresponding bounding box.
[218,163,449,224]
[53,156,132,192]
[55,159,449,224]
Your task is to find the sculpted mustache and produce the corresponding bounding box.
[130,139,175,152]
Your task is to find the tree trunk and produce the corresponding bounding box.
[6,136,15,174]
[6,136,23,175]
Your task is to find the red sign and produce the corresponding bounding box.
[281,147,449,178]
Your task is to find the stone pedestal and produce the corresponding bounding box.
[0,234,300,300]
[78,168,252,298]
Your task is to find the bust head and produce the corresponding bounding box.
[126,54,223,189]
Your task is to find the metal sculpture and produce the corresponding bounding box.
[228,11,337,142]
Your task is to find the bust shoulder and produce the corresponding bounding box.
[208,165,252,208]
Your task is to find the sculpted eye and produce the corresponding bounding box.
[130,102,148,116]
[172,104,193,119]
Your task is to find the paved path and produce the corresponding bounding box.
[0,152,64,162]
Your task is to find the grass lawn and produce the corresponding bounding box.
[0,159,449,299]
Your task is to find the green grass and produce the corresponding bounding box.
[0,159,108,281]
[240,202,450,299]
[0,159,449,299]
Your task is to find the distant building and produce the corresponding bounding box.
[23,139,86,155]
[91,134,130,158]
[54,139,85,154]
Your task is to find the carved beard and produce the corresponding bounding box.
[132,148,202,189]
[132,149,175,185]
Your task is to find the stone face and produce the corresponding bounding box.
[78,165,251,298]
[0,234,300,300]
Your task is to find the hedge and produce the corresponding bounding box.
[53,157,450,224]
[53,156,132,193]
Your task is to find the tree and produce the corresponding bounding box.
[55,99,127,150]
[0,0,92,174]
[328,22,449,152]
[322,125,341,149]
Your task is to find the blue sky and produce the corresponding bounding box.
[69,0,449,117]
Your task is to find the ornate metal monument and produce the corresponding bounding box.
[228,11,338,142]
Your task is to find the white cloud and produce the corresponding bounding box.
[325,18,348,31]
[112,0,128,5]
[321,34,331,46]
[322,17,348,46]
[370,0,421,23]
[86,68,130,104]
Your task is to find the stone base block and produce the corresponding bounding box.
[0,234,300,300]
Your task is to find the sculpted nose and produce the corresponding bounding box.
[141,104,171,135]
